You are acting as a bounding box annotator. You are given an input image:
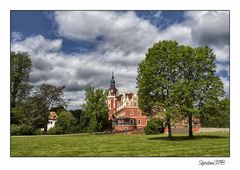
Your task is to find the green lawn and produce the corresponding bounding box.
[11,132,229,157]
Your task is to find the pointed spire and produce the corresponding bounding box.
[110,72,115,88]
[108,72,118,96]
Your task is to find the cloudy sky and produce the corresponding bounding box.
[11,11,229,110]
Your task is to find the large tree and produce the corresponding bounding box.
[137,40,181,138]
[27,84,66,132]
[170,46,225,138]
[10,51,32,108]
[137,40,226,138]
[80,86,110,133]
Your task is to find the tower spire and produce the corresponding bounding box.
[110,72,115,88]
[108,72,118,97]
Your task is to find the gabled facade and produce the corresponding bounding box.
[107,72,148,132]
[48,111,58,130]
[40,111,58,131]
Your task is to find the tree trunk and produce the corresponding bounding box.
[44,125,47,133]
[188,114,193,138]
[167,117,172,138]
[44,113,48,133]
[11,92,16,108]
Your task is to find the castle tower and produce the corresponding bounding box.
[107,72,118,120]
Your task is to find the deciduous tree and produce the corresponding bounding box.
[10,51,32,108]
[80,86,110,132]
[27,84,66,132]
[137,40,181,138]
[170,46,225,138]
[137,40,227,138]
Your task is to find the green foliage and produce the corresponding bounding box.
[10,51,32,108]
[10,51,33,129]
[144,118,165,135]
[26,84,66,132]
[11,124,34,135]
[137,40,227,138]
[80,86,110,132]
[137,40,181,114]
[54,111,77,134]
[69,109,82,122]
[47,127,64,135]
[169,46,225,137]
[201,98,230,128]
[137,40,184,137]
[11,106,28,125]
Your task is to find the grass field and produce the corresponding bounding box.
[11,132,229,157]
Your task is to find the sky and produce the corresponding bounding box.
[10,11,230,110]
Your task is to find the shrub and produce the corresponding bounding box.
[34,129,46,135]
[47,126,64,135]
[144,118,165,135]
[11,124,34,135]
[55,111,77,134]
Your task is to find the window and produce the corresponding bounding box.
[138,120,141,125]
[130,110,133,115]
[138,111,141,115]
[130,119,134,125]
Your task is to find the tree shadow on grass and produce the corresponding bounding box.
[148,135,228,141]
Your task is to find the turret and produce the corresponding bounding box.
[107,72,118,120]
[108,72,118,96]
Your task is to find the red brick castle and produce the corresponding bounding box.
[107,72,148,132]
[107,72,200,133]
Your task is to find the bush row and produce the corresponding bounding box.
[11,124,34,135]
[10,125,82,136]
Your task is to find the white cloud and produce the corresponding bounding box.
[54,11,160,54]
[184,11,229,47]
[11,35,63,54]
[212,45,229,62]
[220,76,230,97]
[158,11,229,62]
[159,24,192,45]
[11,32,24,42]
[216,63,229,76]
[11,34,141,109]
[11,11,230,108]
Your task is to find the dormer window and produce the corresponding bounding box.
[138,111,141,115]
